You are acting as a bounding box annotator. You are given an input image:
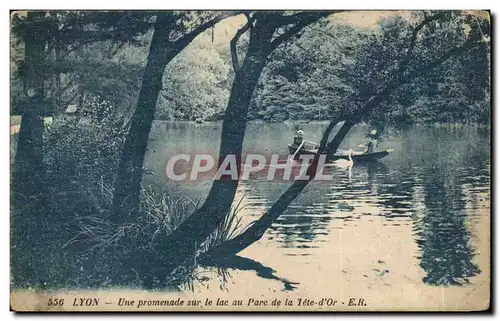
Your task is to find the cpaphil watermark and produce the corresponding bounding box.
[164,152,340,182]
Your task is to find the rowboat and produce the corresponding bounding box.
[288,144,392,162]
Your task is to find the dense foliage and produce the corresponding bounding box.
[251,13,490,125]
[11,12,490,124]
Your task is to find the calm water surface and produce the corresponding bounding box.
[143,121,490,298]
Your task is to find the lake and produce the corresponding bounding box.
[143,121,490,310]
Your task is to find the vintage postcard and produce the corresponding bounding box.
[10,10,491,312]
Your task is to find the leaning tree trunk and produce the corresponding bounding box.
[12,11,47,202]
[141,15,337,285]
[140,35,271,288]
[112,17,174,221]
[207,119,356,257]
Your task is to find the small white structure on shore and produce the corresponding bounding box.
[65,104,78,115]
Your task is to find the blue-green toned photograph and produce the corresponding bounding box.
[10,10,490,312]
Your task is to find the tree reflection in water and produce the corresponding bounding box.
[201,255,299,291]
[415,166,480,285]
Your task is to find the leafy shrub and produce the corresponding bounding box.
[43,98,126,187]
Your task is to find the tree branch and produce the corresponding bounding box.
[230,14,253,77]
[398,11,447,72]
[359,36,482,122]
[410,37,480,77]
[267,12,333,53]
[271,10,347,27]
[174,11,243,50]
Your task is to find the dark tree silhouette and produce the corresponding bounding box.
[112,11,239,221]
[138,11,344,287]
[12,11,47,201]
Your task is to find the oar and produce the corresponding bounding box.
[291,140,305,160]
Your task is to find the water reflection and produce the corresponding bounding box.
[201,255,299,291]
[414,170,481,285]
[144,122,490,289]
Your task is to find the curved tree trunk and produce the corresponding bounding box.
[112,16,173,221]
[207,119,355,257]
[140,14,337,286]
[140,38,270,287]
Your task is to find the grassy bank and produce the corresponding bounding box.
[11,177,243,291]
[10,114,243,291]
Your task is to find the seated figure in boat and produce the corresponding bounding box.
[362,129,379,153]
[293,130,304,148]
[293,129,319,152]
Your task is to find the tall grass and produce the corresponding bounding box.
[61,179,247,290]
[65,179,194,252]
[201,197,246,251]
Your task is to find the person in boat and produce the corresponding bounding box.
[362,129,379,153]
[293,130,319,152]
[293,130,304,148]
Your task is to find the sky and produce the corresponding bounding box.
[210,11,411,42]
[206,10,489,47]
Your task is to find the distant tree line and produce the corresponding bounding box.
[11,12,489,125]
